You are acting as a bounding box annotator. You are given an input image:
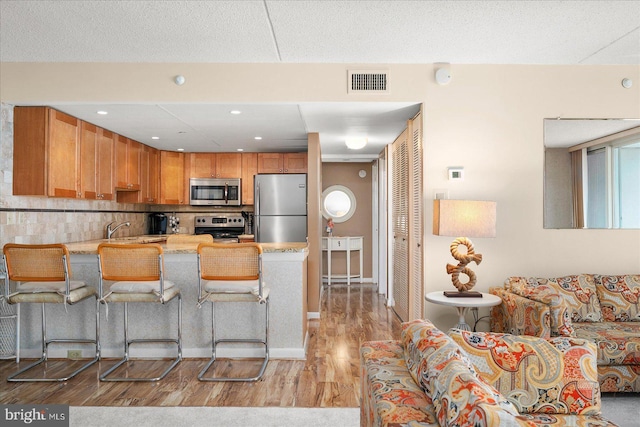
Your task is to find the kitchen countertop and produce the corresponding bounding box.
[65,235,308,255]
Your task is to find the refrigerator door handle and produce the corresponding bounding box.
[255,181,260,240]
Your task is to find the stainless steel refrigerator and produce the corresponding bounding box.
[254,173,307,243]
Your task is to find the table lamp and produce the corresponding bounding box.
[433,200,496,297]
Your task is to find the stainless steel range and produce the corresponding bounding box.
[194,213,245,243]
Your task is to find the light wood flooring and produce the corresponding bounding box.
[0,284,402,407]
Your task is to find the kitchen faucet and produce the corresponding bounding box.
[106,221,131,239]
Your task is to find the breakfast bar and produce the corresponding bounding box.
[13,237,309,360]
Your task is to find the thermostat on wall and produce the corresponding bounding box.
[448,167,464,181]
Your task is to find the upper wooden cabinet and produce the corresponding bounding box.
[13,107,81,198]
[257,153,307,174]
[96,128,115,200]
[284,153,308,173]
[241,152,258,205]
[115,135,141,191]
[188,152,242,178]
[81,124,115,201]
[160,151,187,205]
[117,144,158,204]
[143,145,160,204]
[79,121,98,199]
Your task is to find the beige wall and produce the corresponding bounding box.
[321,162,373,279]
[2,62,639,332]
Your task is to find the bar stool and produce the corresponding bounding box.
[197,242,269,381]
[2,243,99,382]
[97,243,182,382]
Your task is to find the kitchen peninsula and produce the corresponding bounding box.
[15,238,309,361]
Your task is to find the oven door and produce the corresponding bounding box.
[189,178,241,206]
[194,228,240,243]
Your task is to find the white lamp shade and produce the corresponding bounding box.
[433,200,496,238]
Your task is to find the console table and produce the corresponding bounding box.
[322,236,363,285]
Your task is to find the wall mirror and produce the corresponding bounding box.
[322,185,357,223]
[544,118,640,229]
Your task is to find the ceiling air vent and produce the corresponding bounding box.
[348,70,389,94]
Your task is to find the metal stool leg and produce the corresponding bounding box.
[8,298,100,382]
[198,297,269,382]
[100,295,182,382]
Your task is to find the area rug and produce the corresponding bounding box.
[70,406,360,427]
[71,397,638,427]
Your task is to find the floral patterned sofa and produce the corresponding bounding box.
[360,319,615,427]
[490,274,640,392]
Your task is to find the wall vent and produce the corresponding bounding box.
[348,70,389,94]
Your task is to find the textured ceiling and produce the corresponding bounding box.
[2,1,638,64]
[1,1,639,158]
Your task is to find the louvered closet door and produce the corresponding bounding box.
[392,130,409,321]
[408,113,423,320]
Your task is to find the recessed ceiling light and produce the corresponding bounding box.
[151,136,160,140]
[254,136,262,140]
[97,110,108,115]
[230,110,242,115]
[177,148,184,152]
[345,137,368,150]
[237,148,244,152]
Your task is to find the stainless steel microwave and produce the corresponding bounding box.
[189,178,241,206]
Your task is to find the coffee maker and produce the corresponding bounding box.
[148,213,167,235]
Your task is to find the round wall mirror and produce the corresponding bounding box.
[322,185,357,223]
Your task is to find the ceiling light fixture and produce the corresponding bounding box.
[230,110,241,115]
[151,136,160,140]
[345,137,367,150]
[97,110,108,115]
[177,148,184,152]
[237,148,244,152]
[254,136,262,140]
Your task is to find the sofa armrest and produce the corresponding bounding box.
[490,287,551,339]
[499,278,575,337]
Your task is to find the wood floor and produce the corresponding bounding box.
[0,284,402,407]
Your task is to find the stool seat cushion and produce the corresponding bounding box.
[203,279,259,294]
[103,286,181,303]
[17,280,86,293]
[110,280,175,294]
[8,285,97,304]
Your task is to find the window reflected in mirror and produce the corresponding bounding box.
[544,119,640,229]
[322,185,357,223]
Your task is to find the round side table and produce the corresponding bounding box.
[425,291,502,331]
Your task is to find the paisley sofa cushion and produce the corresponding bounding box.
[449,329,601,415]
[594,275,640,322]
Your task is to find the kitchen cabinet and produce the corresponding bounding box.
[96,128,115,200]
[115,135,141,191]
[13,107,81,198]
[160,151,187,205]
[118,144,158,204]
[143,145,160,203]
[241,152,258,205]
[81,123,115,201]
[257,152,307,174]
[283,153,308,173]
[189,153,242,178]
[79,121,98,199]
